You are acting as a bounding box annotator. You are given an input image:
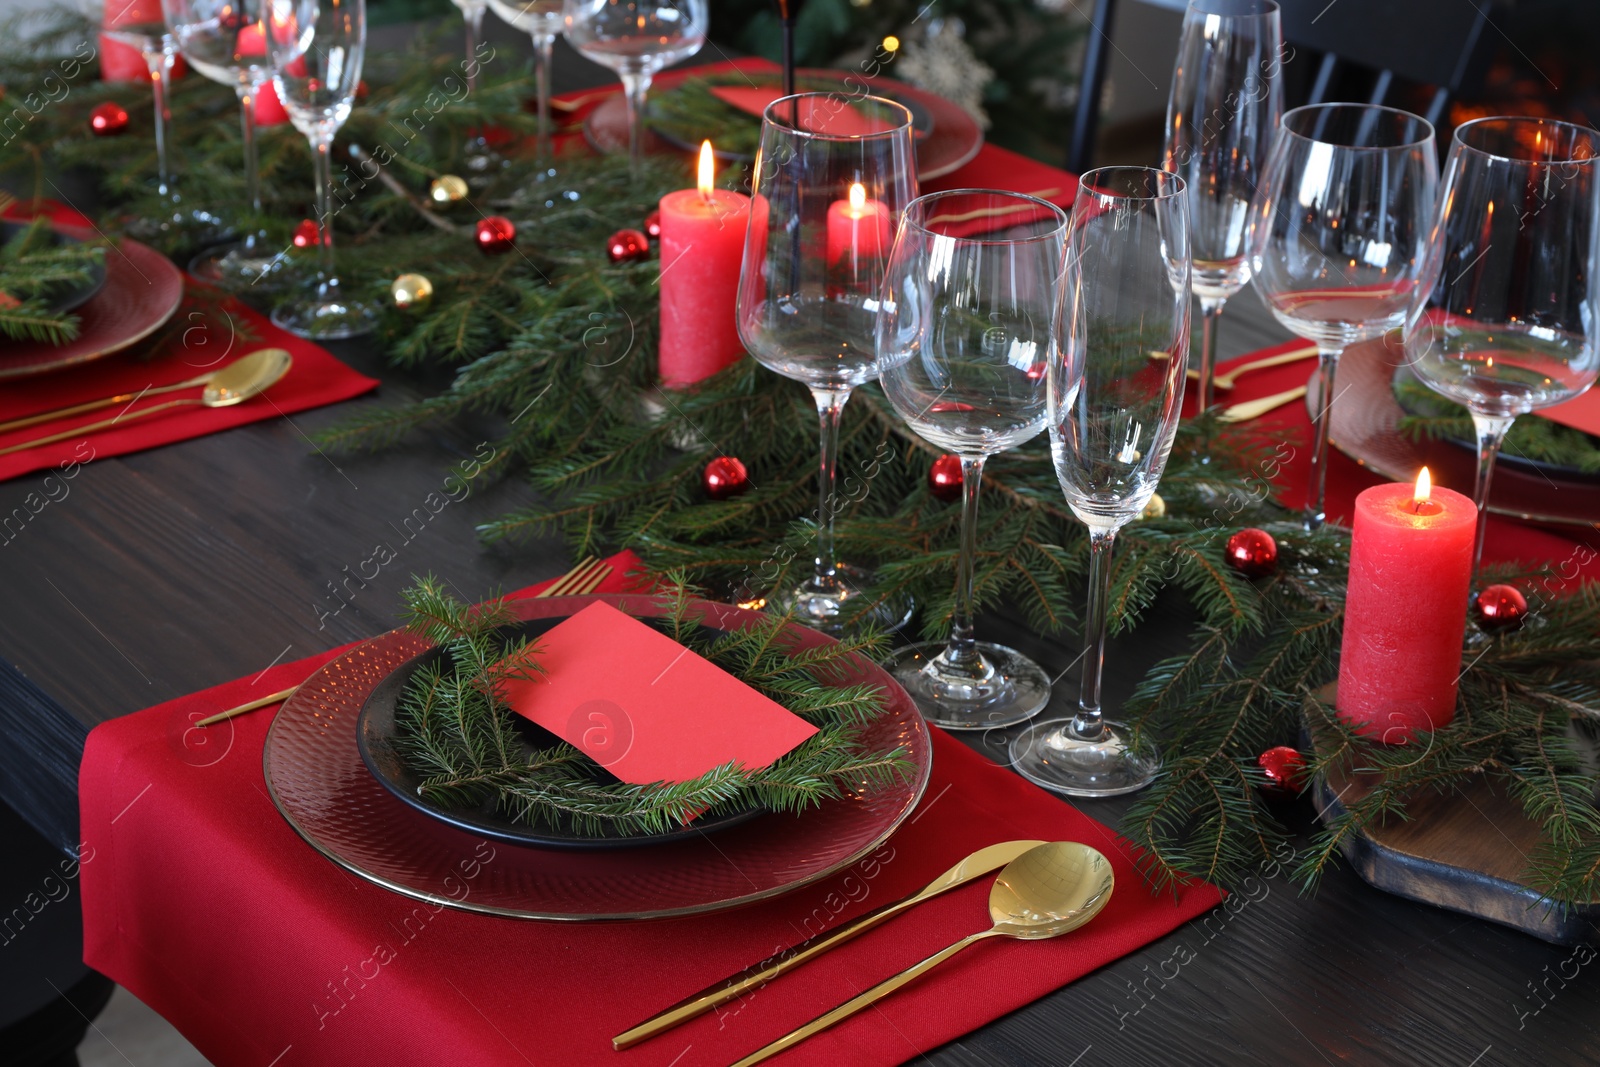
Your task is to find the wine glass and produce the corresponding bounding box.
[265,0,377,339]
[1163,0,1282,416]
[449,0,502,174]
[1404,116,1600,576]
[562,0,707,172]
[876,190,1069,729]
[488,0,564,164]
[1010,167,1191,797]
[164,0,304,285]
[736,92,917,634]
[1248,103,1437,528]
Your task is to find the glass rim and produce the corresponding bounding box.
[900,188,1070,242]
[1184,0,1279,18]
[1075,165,1187,201]
[1451,115,1600,165]
[760,91,914,140]
[1279,102,1435,151]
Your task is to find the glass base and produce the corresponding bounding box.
[884,641,1049,731]
[270,295,379,340]
[189,239,282,288]
[771,563,913,636]
[124,201,227,244]
[1009,718,1160,797]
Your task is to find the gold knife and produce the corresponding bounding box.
[612,839,1047,1050]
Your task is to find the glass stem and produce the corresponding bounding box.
[311,133,340,299]
[1071,526,1118,741]
[811,388,849,591]
[1304,346,1342,530]
[144,45,176,199]
[940,455,986,673]
[461,4,485,94]
[1469,412,1514,580]
[619,72,652,174]
[1196,296,1225,414]
[532,33,555,163]
[235,82,261,215]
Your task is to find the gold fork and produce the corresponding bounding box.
[195,556,615,727]
[1216,385,1308,424]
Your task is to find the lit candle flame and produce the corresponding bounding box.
[698,141,715,202]
[1414,466,1432,504]
[848,182,867,214]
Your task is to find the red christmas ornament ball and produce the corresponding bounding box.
[607,228,651,263]
[643,209,662,240]
[1473,583,1528,634]
[703,456,749,500]
[475,216,517,255]
[291,219,321,249]
[1257,746,1306,797]
[1225,527,1278,578]
[89,101,129,136]
[928,453,963,502]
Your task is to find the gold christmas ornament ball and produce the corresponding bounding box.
[429,175,469,203]
[392,273,434,309]
[1139,492,1166,520]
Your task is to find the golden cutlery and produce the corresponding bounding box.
[0,348,293,456]
[197,556,615,727]
[0,349,293,436]
[1150,343,1318,391]
[727,841,1114,1067]
[614,839,1047,1050]
[1217,385,1308,424]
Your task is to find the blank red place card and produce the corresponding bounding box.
[500,602,818,784]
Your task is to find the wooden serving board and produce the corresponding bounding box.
[1309,689,1600,945]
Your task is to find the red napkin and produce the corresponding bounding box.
[80,549,1222,1067]
[1541,388,1600,437]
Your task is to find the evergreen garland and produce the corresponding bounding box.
[7,16,1600,905]
[394,575,913,835]
[0,216,103,344]
[1394,378,1600,476]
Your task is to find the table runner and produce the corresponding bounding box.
[0,200,379,483]
[80,550,1222,1067]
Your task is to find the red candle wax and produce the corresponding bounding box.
[825,183,892,269]
[658,144,752,388]
[1336,476,1475,743]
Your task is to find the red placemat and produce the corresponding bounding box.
[1205,340,1600,577]
[81,551,1221,1067]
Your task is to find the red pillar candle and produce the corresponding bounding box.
[1336,468,1475,743]
[825,182,892,268]
[101,0,165,83]
[657,141,752,388]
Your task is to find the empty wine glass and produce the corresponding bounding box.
[266,0,377,339]
[1011,167,1191,796]
[876,190,1068,729]
[488,0,564,164]
[1248,103,1437,528]
[1404,116,1600,575]
[164,0,305,284]
[1163,0,1282,415]
[449,0,501,173]
[563,0,707,172]
[736,93,917,634]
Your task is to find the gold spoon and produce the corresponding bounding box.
[614,839,1047,1050]
[0,348,293,456]
[727,841,1114,1067]
[0,348,295,436]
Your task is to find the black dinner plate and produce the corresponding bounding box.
[356,615,766,850]
[0,221,108,317]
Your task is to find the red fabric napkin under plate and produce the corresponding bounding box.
[81,550,1222,1067]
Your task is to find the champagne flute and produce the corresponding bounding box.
[562,0,706,173]
[266,0,377,339]
[1248,103,1437,528]
[164,0,303,285]
[1404,116,1600,576]
[1162,0,1282,415]
[1011,167,1191,797]
[736,93,917,634]
[876,190,1068,729]
[487,0,564,164]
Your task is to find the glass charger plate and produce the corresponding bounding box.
[1317,336,1600,528]
[264,593,933,921]
[356,615,766,850]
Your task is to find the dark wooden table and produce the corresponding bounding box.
[2,31,1597,1067]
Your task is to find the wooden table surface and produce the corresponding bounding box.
[1,33,1596,1067]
